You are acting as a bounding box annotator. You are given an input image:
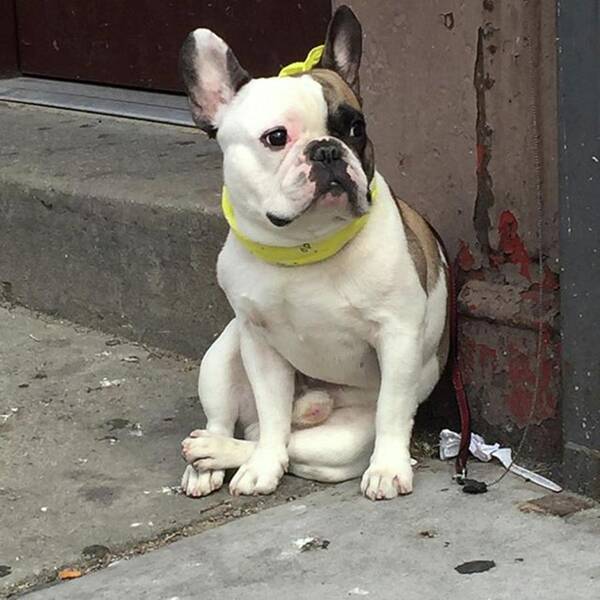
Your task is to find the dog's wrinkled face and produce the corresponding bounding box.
[218,70,373,228]
[180,7,374,239]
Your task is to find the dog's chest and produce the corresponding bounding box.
[223,262,379,386]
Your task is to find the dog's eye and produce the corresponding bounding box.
[349,120,365,138]
[261,127,288,149]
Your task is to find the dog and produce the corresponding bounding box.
[179,5,449,501]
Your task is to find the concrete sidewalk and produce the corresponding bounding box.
[2,307,599,600]
[21,461,600,600]
[0,306,320,598]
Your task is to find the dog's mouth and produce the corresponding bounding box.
[317,179,350,203]
[266,212,294,227]
[324,180,346,197]
[266,179,359,228]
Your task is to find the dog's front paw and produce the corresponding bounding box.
[181,464,225,497]
[229,447,288,496]
[181,429,252,470]
[360,455,413,501]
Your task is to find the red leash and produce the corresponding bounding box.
[430,229,472,479]
[448,262,471,479]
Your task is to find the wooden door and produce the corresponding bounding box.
[0,0,19,76]
[11,0,331,91]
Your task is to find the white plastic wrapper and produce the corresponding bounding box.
[439,429,562,493]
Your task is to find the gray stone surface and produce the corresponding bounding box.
[21,461,600,600]
[0,306,321,598]
[0,101,230,358]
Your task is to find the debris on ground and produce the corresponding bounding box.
[121,355,140,363]
[57,568,82,580]
[81,545,111,560]
[0,566,12,578]
[104,418,132,431]
[519,494,595,517]
[410,437,437,459]
[461,478,489,494]
[0,407,19,424]
[439,429,562,492]
[454,560,496,574]
[130,423,144,437]
[100,377,125,388]
[418,529,437,538]
[348,587,370,595]
[86,378,126,392]
[294,536,330,552]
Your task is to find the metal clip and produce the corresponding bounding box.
[454,467,468,485]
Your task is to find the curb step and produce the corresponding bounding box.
[0,101,230,358]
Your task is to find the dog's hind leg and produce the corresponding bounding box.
[181,319,253,497]
[287,405,375,482]
[183,404,375,485]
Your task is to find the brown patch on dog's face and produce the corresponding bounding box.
[309,69,361,110]
[307,69,375,187]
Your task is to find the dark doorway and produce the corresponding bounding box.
[9,0,331,91]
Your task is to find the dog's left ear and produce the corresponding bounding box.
[319,6,363,96]
[179,29,251,137]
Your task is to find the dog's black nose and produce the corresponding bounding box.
[309,140,342,164]
[266,212,293,227]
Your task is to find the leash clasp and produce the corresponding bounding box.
[454,467,468,485]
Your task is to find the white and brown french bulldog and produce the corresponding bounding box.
[179,6,449,501]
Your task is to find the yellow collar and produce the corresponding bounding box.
[221,180,377,267]
[221,44,374,267]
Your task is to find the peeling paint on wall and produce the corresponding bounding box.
[506,327,558,426]
[460,319,561,461]
[492,210,532,280]
[473,25,495,254]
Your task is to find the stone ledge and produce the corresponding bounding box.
[0,102,230,358]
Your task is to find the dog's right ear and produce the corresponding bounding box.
[179,29,251,138]
[319,6,363,97]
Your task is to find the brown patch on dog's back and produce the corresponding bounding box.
[398,216,428,292]
[396,199,443,294]
[437,266,450,370]
[393,194,450,369]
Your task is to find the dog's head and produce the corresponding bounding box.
[180,6,374,241]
